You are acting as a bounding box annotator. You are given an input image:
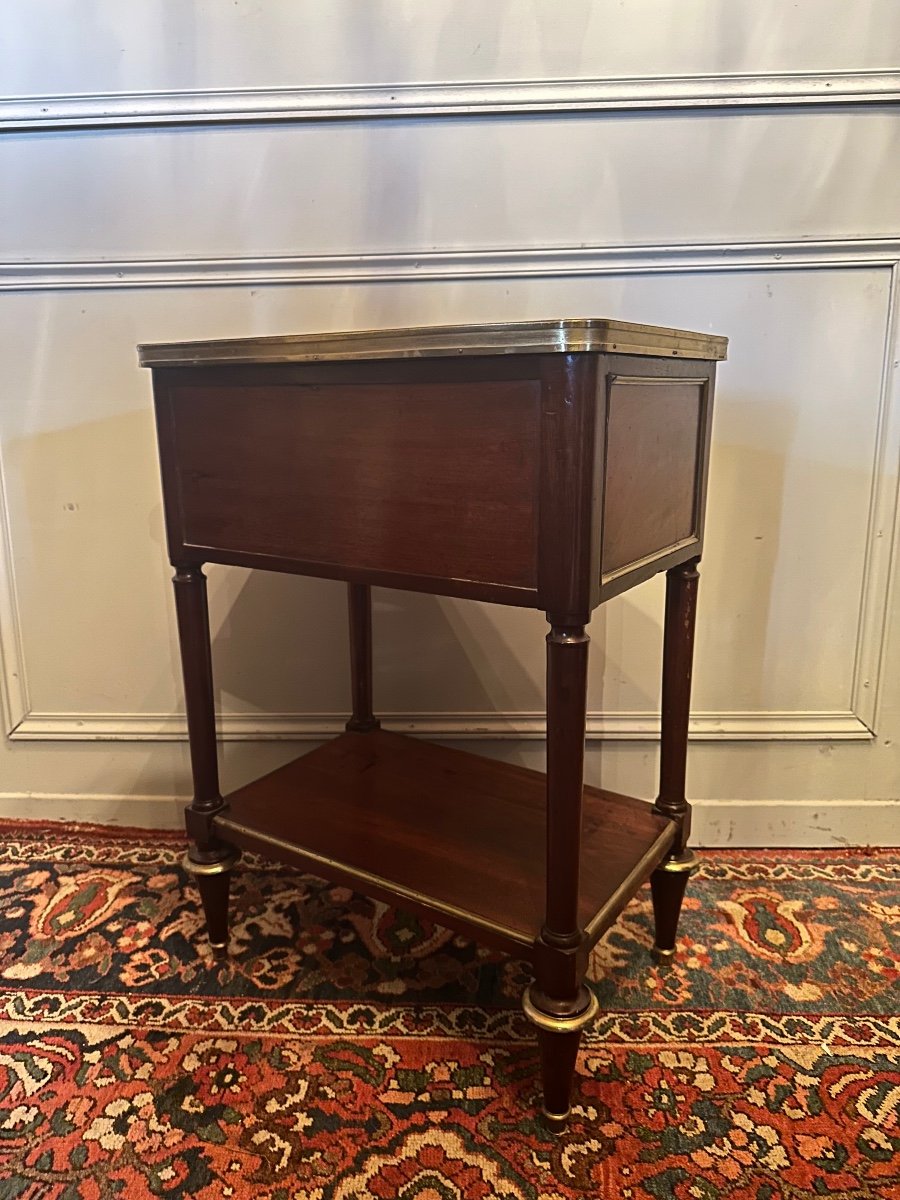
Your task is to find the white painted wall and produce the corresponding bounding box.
[1,2,899,845]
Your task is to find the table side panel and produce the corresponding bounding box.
[158,370,542,591]
[602,378,705,574]
[599,356,716,589]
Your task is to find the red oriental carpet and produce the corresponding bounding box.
[0,824,896,1199]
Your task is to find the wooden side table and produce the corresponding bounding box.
[140,318,727,1127]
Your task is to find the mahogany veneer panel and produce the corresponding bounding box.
[215,729,675,951]
[167,378,541,590]
[602,379,704,575]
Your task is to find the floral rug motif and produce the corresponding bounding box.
[0,824,896,1198]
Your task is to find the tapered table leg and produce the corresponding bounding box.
[172,564,239,958]
[523,619,599,1129]
[651,558,701,963]
[650,850,699,963]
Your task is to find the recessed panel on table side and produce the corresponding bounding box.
[161,375,541,593]
[601,377,708,579]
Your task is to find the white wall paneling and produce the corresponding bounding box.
[1,248,896,746]
[3,113,900,258]
[3,2,899,94]
[2,2,899,843]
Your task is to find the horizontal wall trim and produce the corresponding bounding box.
[0,793,893,847]
[2,238,899,293]
[8,710,873,743]
[2,71,899,132]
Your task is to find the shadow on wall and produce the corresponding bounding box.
[700,390,791,716]
[207,571,546,728]
[126,571,555,801]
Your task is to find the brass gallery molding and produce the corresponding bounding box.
[1,70,899,131]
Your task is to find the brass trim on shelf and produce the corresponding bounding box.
[522,987,601,1035]
[216,817,533,949]
[583,819,677,944]
[182,849,241,876]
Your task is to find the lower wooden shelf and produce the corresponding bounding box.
[215,729,675,956]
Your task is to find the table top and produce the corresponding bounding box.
[138,317,727,367]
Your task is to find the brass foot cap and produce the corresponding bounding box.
[541,1107,570,1132]
[651,945,677,965]
[209,941,228,960]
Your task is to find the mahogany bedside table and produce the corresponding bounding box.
[140,318,727,1128]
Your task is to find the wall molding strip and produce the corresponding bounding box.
[7,709,873,743]
[852,261,900,732]
[2,238,900,293]
[2,70,899,132]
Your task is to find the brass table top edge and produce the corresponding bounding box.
[138,317,728,367]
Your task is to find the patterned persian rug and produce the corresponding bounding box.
[0,825,896,1199]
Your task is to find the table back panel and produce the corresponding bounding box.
[161,375,542,592]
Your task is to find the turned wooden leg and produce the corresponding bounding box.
[172,564,239,957]
[524,618,598,1130]
[651,559,701,964]
[345,583,380,733]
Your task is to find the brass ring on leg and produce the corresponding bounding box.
[182,849,240,876]
[657,849,700,876]
[522,986,600,1035]
[541,1107,571,1131]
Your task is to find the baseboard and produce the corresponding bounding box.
[690,799,898,848]
[0,794,186,831]
[0,794,894,848]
